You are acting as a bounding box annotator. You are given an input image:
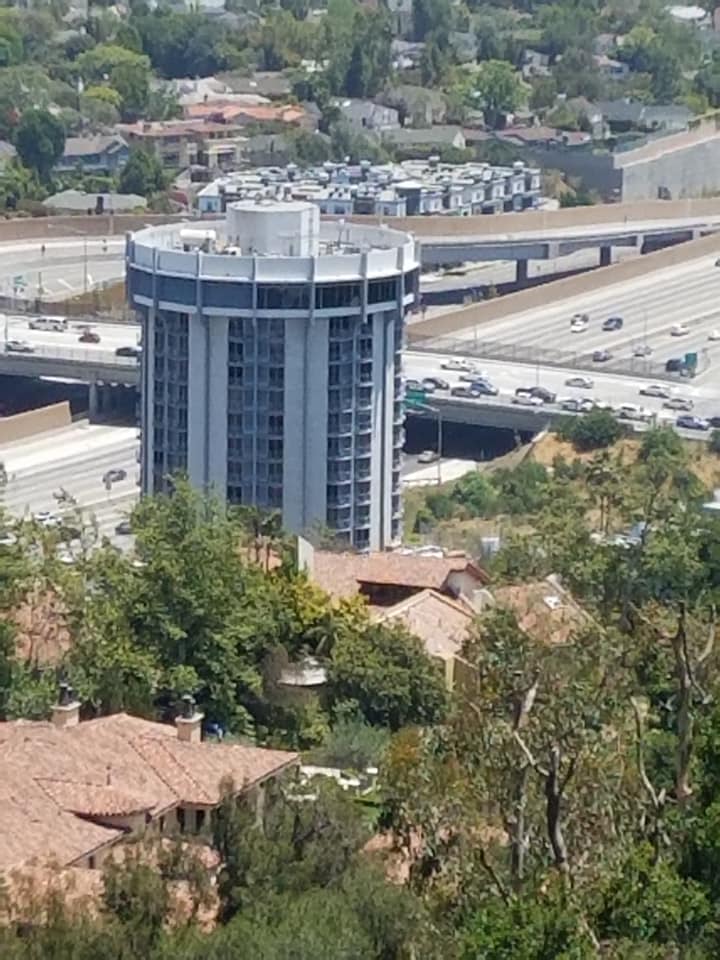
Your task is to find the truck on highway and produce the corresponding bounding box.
[28,316,67,332]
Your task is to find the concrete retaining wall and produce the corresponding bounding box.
[0,199,718,245]
[0,401,71,445]
[345,197,720,238]
[407,229,720,341]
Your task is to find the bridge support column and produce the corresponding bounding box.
[88,381,99,421]
[599,245,612,267]
[516,259,529,286]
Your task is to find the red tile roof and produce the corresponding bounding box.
[0,713,298,873]
[310,550,488,600]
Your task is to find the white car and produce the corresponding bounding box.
[418,449,439,464]
[709,329,720,341]
[512,393,544,407]
[639,384,670,399]
[617,403,651,422]
[33,511,61,528]
[565,376,593,389]
[441,358,473,372]
[633,344,652,357]
[671,323,689,337]
[570,318,588,333]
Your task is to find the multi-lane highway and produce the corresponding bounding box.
[442,254,720,385]
[0,237,124,301]
[404,352,720,427]
[1,422,138,547]
[3,315,138,353]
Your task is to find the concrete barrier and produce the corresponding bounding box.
[407,230,720,342]
[0,401,71,445]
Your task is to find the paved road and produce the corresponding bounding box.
[4,316,138,355]
[444,254,720,385]
[1,422,138,547]
[0,237,125,302]
[404,352,720,428]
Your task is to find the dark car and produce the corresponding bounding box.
[602,316,624,331]
[451,386,476,398]
[79,330,100,344]
[709,416,720,428]
[592,349,612,363]
[115,519,132,536]
[102,468,127,484]
[665,358,685,373]
[422,376,449,391]
[676,415,709,431]
[515,385,556,403]
[470,380,498,396]
[115,345,141,358]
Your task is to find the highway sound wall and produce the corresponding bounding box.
[407,230,720,342]
[0,401,71,445]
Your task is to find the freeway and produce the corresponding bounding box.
[4,315,138,353]
[404,352,720,426]
[0,237,125,301]
[1,422,138,547]
[436,253,720,386]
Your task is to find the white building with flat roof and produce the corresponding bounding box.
[127,199,419,550]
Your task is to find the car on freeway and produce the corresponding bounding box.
[441,358,474,372]
[565,375,593,389]
[709,330,720,341]
[115,345,141,358]
[663,397,694,411]
[571,312,589,325]
[458,367,485,382]
[602,316,624,331]
[405,378,422,392]
[617,403,651,422]
[5,340,34,353]
[450,385,476,398]
[79,330,101,344]
[639,384,671,398]
[515,385,556,403]
[513,392,544,407]
[592,349,613,363]
[715,258,720,267]
[709,416,720,428]
[418,449,440,464]
[115,519,133,536]
[670,322,690,337]
[665,358,687,373]
[579,398,598,413]
[28,316,67,332]
[33,511,61,528]
[676,415,709,431]
[470,380,498,396]
[422,376,449,391]
[570,316,588,333]
[102,468,127,484]
[633,343,652,357]
[561,398,583,412]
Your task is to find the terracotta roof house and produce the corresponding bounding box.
[374,588,476,689]
[483,574,592,646]
[302,542,488,608]
[0,688,298,877]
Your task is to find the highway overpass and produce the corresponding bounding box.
[3,200,720,305]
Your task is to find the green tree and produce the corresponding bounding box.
[118,146,166,195]
[14,107,65,180]
[472,59,524,128]
[328,620,447,730]
[110,58,150,121]
[559,408,624,452]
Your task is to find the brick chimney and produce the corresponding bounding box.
[175,694,204,744]
[52,682,80,729]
